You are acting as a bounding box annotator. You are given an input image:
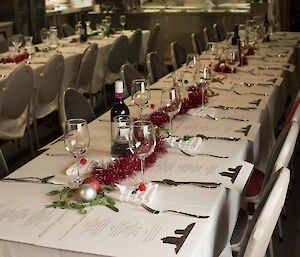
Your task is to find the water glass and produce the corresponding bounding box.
[161,87,182,134]
[225,48,239,73]
[129,120,156,184]
[131,79,151,118]
[75,22,82,38]
[64,119,90,187]
[120,15,126,31]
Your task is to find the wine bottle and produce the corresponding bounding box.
[110,80,130,121]
[110,81,130,159]
[231,24,241,66]
[80,14,87,42]
[263,12,270,42]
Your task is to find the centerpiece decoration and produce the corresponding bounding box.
[0,52,29,64]
[88,84,212,186]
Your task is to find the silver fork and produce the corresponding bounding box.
[141,203,209,218]
[180,150,229,159]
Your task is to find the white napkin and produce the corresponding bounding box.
[165,136,203,152]
[106,183,158,205]
[66,159,96,176]
[188,107,217,118]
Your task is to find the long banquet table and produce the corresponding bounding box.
[0,32,299,257]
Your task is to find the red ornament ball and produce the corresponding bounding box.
[82,177,101,192]
[80,158,87,165]
[150,104,155,109]
[138,183,146,191]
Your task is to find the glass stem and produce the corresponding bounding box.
[75,156,81,183]
[140,158,145,183]
[169,117,173,135]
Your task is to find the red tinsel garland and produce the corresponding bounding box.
[214,56,248,73]
[0,52,29,64]
[90,87,210,185]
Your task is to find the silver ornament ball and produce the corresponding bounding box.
[78,184,97,202]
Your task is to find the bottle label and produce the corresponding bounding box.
[116,92,124,98]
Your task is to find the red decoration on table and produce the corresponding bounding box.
[0,52,29,64]
[71,38,78,43]
[245,48,255,56]
[91,136,167,185]
[138,183,146,191]
[80,158,87,165]
[82,177,101,192]
[90,87,212,185]
[150,104,155,109]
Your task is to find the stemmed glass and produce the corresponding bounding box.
[24,36,34,57]
[129,120,156,185]
[75,22,82,39]
[225,48,239,73]
[206,42,219,79]
[131,79,151,118]
[105,16,112,30]
[64,119,90,187]
[186,53,200,85]
[161,87,182,135]
[8,35,22,57]
[120,15,126,32]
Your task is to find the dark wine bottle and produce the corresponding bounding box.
[80,14,87,42]
[231,24,240,46]
[110,80,130,121]
[231,24,242,66]
[110,81,130,159]
[263,12,270,42]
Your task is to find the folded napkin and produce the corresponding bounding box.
[106,183,158,205]
[66,159,96,176]
[188,107,217,118]
[165,136,203,152]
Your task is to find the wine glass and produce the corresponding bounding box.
[161,87,182,135]
[75,22,82,39]
[240,37,248,66]
[64,119,90,187]
[105,16,112,29]
[129,120,156,185]
[24,36,34,57]
[206,42,219,79]
[186,53,200,85]
[225,48,239,73]
[120,15,126,32]
[131,79,151,118]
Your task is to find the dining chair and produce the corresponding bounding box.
[127,28,142,66]
[146,52,169,84]
[203,27,217,45]
[170,41,187,70]
[191,32,207,55]
[0,148,8,178]
[102,35,129,109]
[243,121,298,205]
[146,23,161,55]
[62,23,76,37]
[32,53,65,149]
[75,43,98,107]
[120,63,143,98]
[59,88,96,130]
[231,167,290,257]
[0,64,35,156]
[213,23,226,42]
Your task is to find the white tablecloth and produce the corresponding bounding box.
[0,31,299,257]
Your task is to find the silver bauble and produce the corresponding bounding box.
[78,184,97,202]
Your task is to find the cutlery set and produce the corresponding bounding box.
[212,105,257,111]
[196,133,241,141]
[233,90,268,96]
[1,175,64,185]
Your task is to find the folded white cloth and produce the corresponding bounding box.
[107,183,158,205]
[165,136,203,152]
[188,107,217,118]
[66,159,96,176]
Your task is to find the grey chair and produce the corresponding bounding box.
[62,23,76,37]
[59,88,96,130]
[32,54,65,149]
[128,29,142,66]
[231,167,290,257]
[120,63,143,98]
[76,43,98,107]
[102,35,129,109]
[146,52,169,84]
[191,32,207,55]
[0,64,34,156]
[213,23,226,42]
[0,148,8,178]
[146,23,160,54]
[170,41,187,70]
[203,27,217,45]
